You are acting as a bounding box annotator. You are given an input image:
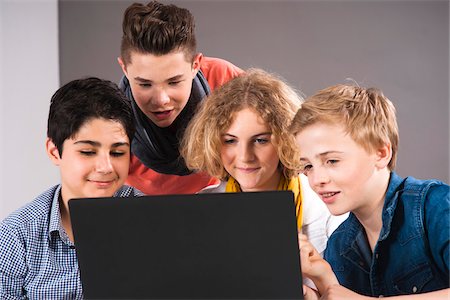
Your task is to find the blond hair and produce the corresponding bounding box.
[181,68,303,180]
[290,84,399,170]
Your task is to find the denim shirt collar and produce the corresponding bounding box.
[339,172,405,265]
[48,184,74,246]
[379,172,405,241]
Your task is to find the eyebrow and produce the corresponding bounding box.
[299,151,344,161]
[222,132,272,139]
[134,74,184,83]
[73,140,130,147]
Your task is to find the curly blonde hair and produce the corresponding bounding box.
[180,68,304,180]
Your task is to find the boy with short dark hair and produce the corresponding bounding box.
[0,77,142,299]
[291,85,449,299]
[117,1,243,195]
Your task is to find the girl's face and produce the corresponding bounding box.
[220,108,281,191]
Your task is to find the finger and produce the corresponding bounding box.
[300,244,316,262]
[303,284,320,300]
[298,233,308,241]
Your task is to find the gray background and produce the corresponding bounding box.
[1,0,60,219]
[0,0,448,220]
[60,0,449,184]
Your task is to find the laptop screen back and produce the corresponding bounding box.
[69,191,303,299]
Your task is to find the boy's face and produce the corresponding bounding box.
[220,108,281,192]
[47,118,131,203]
[295,122,388,216]
[119,51,201,128]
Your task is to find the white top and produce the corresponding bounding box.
[200,174,348,255]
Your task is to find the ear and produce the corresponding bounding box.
[117,56,127,76]
[46,138,61,166]
[375,143,392,169]
[191,53,203,76]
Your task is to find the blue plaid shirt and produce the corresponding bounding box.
[0,184,142,300]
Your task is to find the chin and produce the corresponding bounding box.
[240,185,260,192]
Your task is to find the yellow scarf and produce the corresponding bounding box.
[225,176,303,229]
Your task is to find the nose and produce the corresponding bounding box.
[95,153,113,174]
[308,166,330,187]
[152,87,170,106]
[238,143,255,163]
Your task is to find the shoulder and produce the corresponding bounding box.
[395,176,449,213]
[1,185,59,230]
[417,180,449,211]
[0,185,59,247]
[198,181,226,193]
[115,185,145,197]
[200,56,243,90]
[403,176,448,194]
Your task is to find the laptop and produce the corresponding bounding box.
[69,191,304,299]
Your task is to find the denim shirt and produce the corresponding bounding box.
[324,172,449,297]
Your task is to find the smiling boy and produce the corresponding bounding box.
[291,85,449,299]
[118,1,242,195]
[0,78,142,299]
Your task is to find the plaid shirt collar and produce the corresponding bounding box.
[48,185,74,247]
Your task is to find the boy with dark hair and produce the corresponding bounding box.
[291,84,449,299]
[118,1,242,195]
[0,77,142,299]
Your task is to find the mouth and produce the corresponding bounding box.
[88,179,116,188]
[319,191,340,204]
[236,167,260,174]
[152,109,173,120]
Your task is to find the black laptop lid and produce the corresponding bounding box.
[69,191,303,299]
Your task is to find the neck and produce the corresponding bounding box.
[354,169,391,251]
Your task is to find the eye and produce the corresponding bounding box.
[138,83,152,88]
[223,138,236,145]
[254,138,269,144]
[168,80,182,86]
[80,150,96,156]
[110,151,126,157]
[327,159,339,165]
[300,164,312,176]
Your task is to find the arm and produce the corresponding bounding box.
[315,183,450,300]
[321,285,449,300]
[0,222,27,300]
[424,184,450,275]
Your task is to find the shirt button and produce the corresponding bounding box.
[412,286,418,293]
[375,253,379,259]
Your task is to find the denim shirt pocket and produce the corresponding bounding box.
[392,261,433,294]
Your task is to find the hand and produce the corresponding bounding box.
[303,284,320,300]
[298,233,339,296]
[298,234,332,278]
[322,284,371,300]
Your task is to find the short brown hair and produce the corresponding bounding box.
[181,68,304,180]
[120,1,197,65]
[290,84,399,170]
